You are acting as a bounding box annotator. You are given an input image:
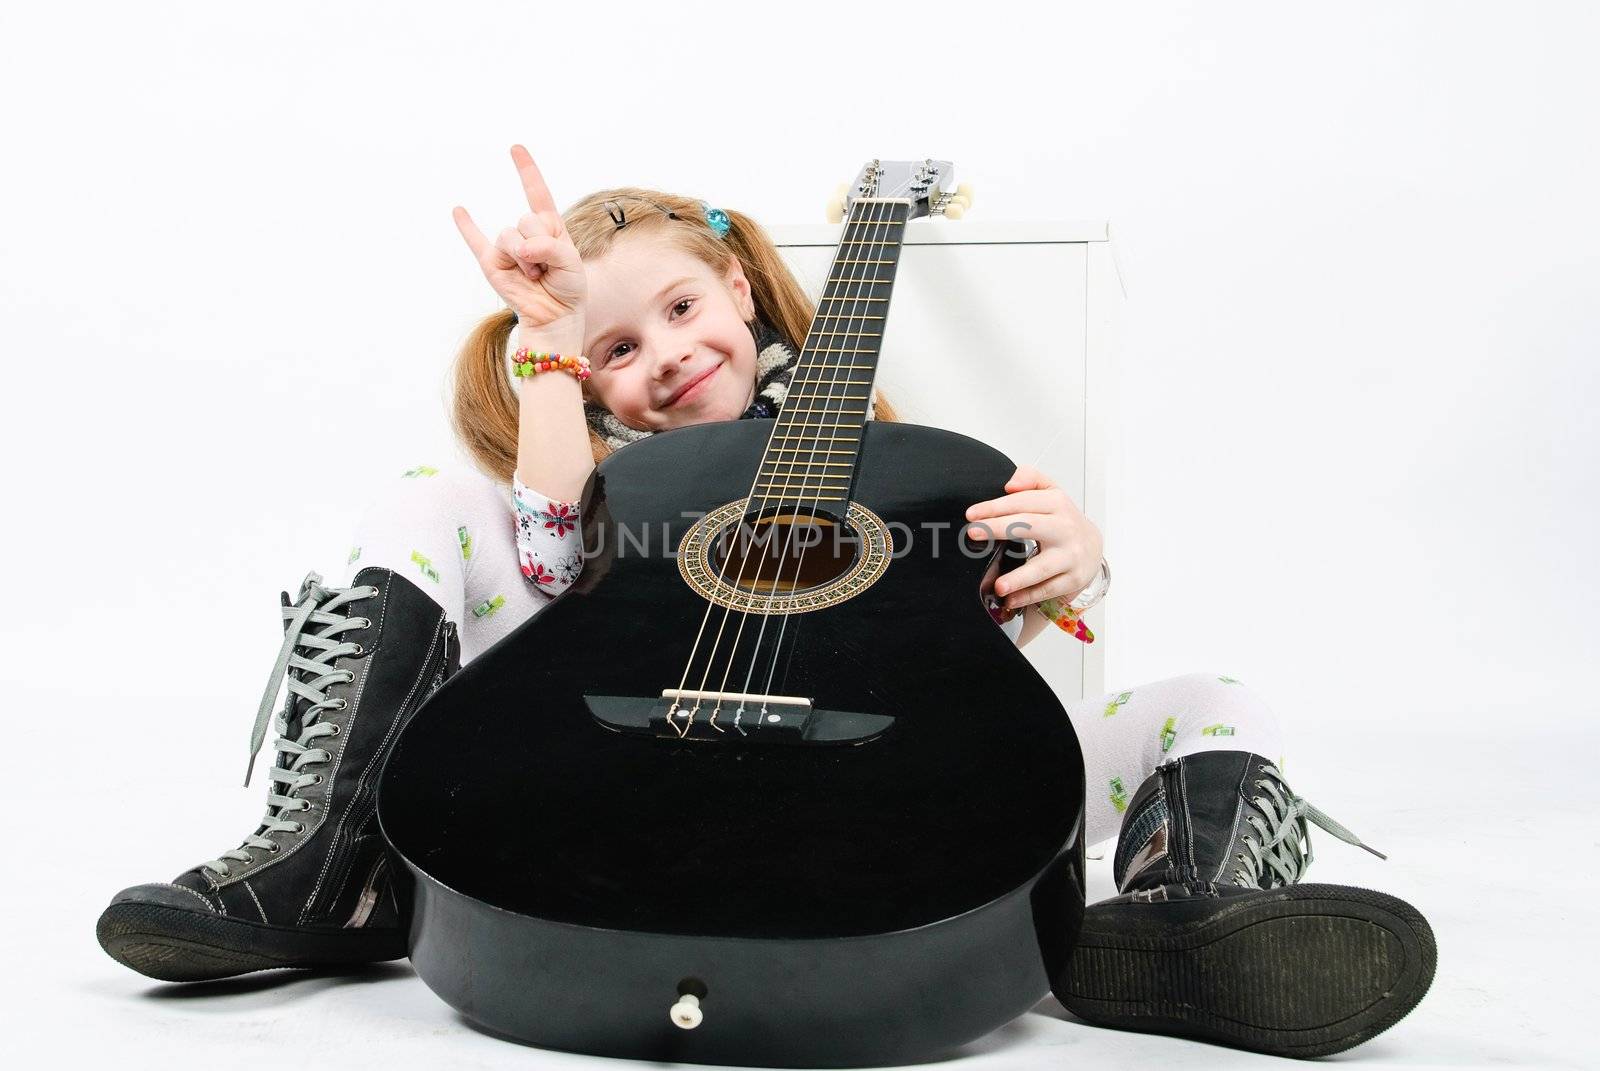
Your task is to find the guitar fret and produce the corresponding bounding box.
[773,435,858,442]
[783,400,867,407]
[757,472,849,480]
[754,485,846,499]
[801,348,876,355]
[760,460,852,467]
[766,447,855,455]
[833,258,894,265]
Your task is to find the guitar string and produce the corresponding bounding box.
[663,182,891,734]
[734,188,905,713]
[691,190,897,730]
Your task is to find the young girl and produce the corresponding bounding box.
[97,145,1434,1059]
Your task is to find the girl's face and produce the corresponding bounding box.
[581,232,759,432]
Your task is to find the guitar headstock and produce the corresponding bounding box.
[826,159,975,223]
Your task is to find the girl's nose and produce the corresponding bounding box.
[651,343,694,380]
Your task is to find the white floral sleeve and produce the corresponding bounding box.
[511,473,585,597]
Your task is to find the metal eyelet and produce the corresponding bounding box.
[351,644,365,656]
[365,587,379,598]
[342,671,356,684]
[312,774,324,785]
[334,698,348,710]
[328,724,341,736]
[360,617,372,629]
[290,822,305,834]
[269,843,282,854]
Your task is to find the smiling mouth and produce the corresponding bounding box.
[664,363,720,407]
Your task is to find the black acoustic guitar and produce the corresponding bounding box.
[378,159,1086,1067]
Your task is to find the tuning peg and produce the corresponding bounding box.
[956,182,975,206]
[943,200,966,220]
[826,182,849,223]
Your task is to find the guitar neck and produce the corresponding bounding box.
[755,198,911,501]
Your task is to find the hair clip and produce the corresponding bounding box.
[605,194,728,239]
[700,201,731,238]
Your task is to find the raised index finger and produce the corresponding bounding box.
[511,144,559,218]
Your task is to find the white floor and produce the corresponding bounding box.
[10,698,1594,1070]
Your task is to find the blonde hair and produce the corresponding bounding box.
[451,187,900,481]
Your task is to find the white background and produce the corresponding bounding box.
[2,2,1594,1068]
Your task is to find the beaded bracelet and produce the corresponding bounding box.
[512,348,591,381]
[1035,597,1095,644]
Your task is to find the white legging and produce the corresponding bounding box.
[338,464,1285,846]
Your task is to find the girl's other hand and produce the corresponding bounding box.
[452,145,588,331]
[963,464,1104,612]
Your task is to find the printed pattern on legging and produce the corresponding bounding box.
[1064,671,1287,845]
[340,463,563,666]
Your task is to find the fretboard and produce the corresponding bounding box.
[752,198,910,505]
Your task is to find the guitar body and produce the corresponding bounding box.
[378,418,1086,1066]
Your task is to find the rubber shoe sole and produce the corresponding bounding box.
[1056,883,1436,1058]
[96,899,405,983]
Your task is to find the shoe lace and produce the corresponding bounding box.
[199,572,376,880]
[1233,762,1387,888]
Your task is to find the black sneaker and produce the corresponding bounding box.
[1054,750,1436,1057]
[96,567,459,982]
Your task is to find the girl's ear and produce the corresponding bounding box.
[723,256,755,321]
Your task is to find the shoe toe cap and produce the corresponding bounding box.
[107,881,221,915]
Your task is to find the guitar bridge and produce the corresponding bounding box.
[584,689,893,745]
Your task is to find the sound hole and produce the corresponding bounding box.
[711,510,859,594]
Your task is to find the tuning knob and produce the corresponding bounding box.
[944,200,966,220]
[955,182,975,206]
[670,993,703,1029]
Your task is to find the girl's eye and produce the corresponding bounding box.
[602,300,694,364]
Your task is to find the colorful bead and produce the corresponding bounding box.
[511,348,591,381]
[700,201,731,238]
[1035,596,1095,644]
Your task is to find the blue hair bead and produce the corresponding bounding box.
[700,201,731,239]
